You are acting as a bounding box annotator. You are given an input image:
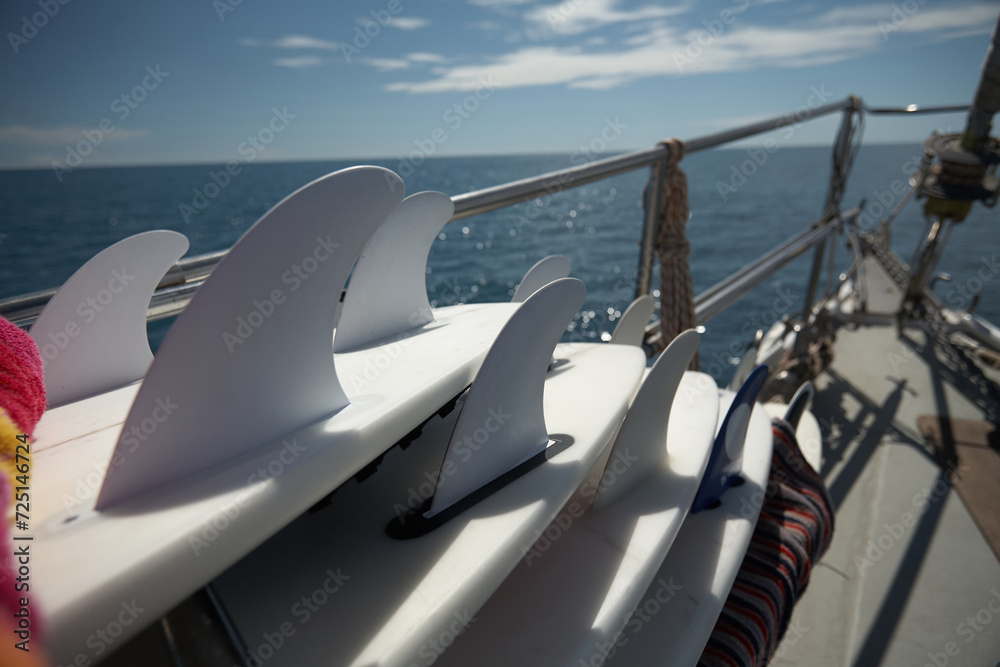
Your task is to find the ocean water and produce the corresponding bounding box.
[1,145,997,385]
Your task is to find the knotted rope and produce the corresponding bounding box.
[652,138,698,369]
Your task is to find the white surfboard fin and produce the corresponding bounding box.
[609,295,655,346]
[335,191,454,352]
[784,381,815,430]
[30,230,189,408]
[728,328,763,391]
[511,255,571,302]
[692,364,768,512]
[592,329,700,510]
[422,278,586,520]
[95,166,405,510]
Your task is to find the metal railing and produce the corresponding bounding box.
[0,94,966,334]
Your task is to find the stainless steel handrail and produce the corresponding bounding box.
[451,98,858,220]
[1,250,228,329]
[0,95,964,329]
[864,104,968,115]
[693,212,851,325]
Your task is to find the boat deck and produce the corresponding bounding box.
[777,260,1000,666]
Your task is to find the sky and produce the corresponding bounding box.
[0,0,997,170]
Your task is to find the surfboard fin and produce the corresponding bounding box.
[784,381,815,430]
[30,230,189,407]
[728,328,763,391]
[511,255,571,302]
[592,329,700,510]
[692,364,768,513]
[335,191,454,352]
[609,295,655,347]
[423,277,586,519]
[95,166,405,510]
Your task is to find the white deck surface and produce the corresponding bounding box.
[777,262,1000,666]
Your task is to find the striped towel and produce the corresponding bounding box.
[698,418,835,667]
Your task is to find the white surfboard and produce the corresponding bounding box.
[602,384,776,667]
[430,333,722,667]
[212,280,648,667]
[30,168,568,665]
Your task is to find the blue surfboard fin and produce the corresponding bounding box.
[692,364,768,513]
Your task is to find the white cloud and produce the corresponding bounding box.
[468,0,535,7]
[387,2,999,93]
[0,125,149,144]
[361,57,412,71]
[569,76,631,89]
[389,17,431,30]
[274,56,323,68]
[241,34,340,50]
[357,53,453,72]
[815,5,892,23]
[408,52,450,63]
[889,4,998,34]
[526,0,689,35]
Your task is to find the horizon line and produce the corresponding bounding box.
[0,140,931,173]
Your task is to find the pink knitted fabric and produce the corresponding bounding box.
[0,317,46,435]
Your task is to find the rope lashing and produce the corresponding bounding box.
[652,138,698,369]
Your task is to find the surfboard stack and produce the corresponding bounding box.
[25,166,815,666]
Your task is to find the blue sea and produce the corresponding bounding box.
[2,145,997,385]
